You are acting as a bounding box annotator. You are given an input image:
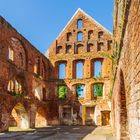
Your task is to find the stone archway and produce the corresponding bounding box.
[119,70,129,140]
[9,103,29,129]
[35,107,47,127]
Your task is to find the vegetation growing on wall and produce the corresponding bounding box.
[58,85,67,99]
[94,84,103,96]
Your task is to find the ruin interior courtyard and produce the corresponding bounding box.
[0,0,139,140]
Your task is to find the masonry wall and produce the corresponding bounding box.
[47,9,113,125]
[112,0,140,139]
[0,17,51,131]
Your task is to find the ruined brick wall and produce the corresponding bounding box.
[47,9,113,125]
[0,16,51,131]
[112,0,140,139]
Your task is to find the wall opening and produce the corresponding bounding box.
[58,85,67,99]
[9,103,29,129]
[75,61,84,79]
[88,30,93,39]
[87,43,94,52]
[66,45,72,54]
[93,83,103,97]
[35,107,47,127]
[77,19,82,29]
[119,70,128,139]
[77,32,83,41]
[97,42,103,51]
[93,60,102,78]
[59,63,66,79]
[75,84,85,98]
[8,47,14,61]
[8,79,23,96]
[35,85,43,100]
[76,44,84,54]
[67,32,72,41]
[98,31,104,39]
[56,46,63,54]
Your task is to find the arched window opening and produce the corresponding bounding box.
[8,80,23,96]
[98,31,104,39]
[87,43,94,52]
[59,63,66,79]
[76,61,84,79]
[9,103,29,129]
[8,80,14,92]
[56,46,63,54]
[58,85,67,99]
[8,47,14,61]
[97,42,103,51]
[34,57,40,75]
[77,19,82,29]
[76,84,85,98]
[94,60,102,78]
[9,37,26,69]
[35,85,43,101]
[76,44,84,54]
[67,32,72,41]
[107,40,112,50]
[93,83,103,97]
[66,45,72,54]
[77,32,83,41]
[88,30,93,39]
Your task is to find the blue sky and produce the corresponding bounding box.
[0,0,114,54]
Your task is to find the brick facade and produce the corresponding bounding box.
[0,8,113,131]
[0,16,50,131]
[47,9,113,126]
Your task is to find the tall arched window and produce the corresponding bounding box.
[77,19,82,29]
[94,60,102,78]
[8,47,14,61]
[88,30,93,39]
[93,83,103,97]
[76,61,83,79]
[97,42,103,51]
[58,85,67,99]
[76,84,85,97]
[8,80,22,95]
[67,32,72,41]
[77,32,83,41]
[56,46,63,54]
[34,57,40,75]
[59,63,66,79]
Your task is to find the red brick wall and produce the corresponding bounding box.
[112,0,140,139]
[0,17,50,131]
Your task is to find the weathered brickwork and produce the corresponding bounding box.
[47,9,113,126]
[0,8,113,131]
[112,0,140,140]
[0,16,51,131]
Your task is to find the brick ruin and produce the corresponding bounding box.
[112,0,140,140]
[0,9,113,131]
[47,9,113,126]
[0,0,140,139]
